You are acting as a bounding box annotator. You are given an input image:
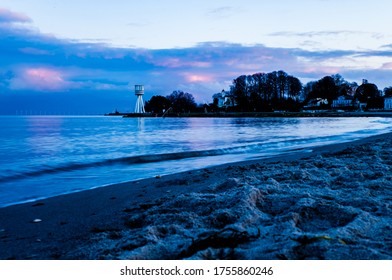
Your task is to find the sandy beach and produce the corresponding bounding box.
[1,132,392,260]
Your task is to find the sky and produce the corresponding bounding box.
[1,0,392,114]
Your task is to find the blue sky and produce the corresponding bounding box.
[1,0,392,114]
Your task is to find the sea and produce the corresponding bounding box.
[1,115,392,208]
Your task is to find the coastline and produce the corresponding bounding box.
[114,111,392,118]
[1,132,392,259]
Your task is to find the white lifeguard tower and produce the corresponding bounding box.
[134,85,145,113]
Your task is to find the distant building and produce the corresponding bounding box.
[303,98,328,109]
[385,97,392,110]
[332,95,354,108]
[213,90,237,108]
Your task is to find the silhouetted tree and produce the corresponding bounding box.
[266,71,279,102]
[227,72,386,111]
[277,70,288,100]
[230,71,302,111]
[167,90,197,113]
[332,74,345,87]
[287,76,302,100]
[231,75,251,111]
[355,83,382,109]
[332,74,351,96]
[145,95,171,113]
[367,97,384,109]
[384,87,392,97]
[355,83,379,102]
[302,81,316,101]
[306,76,339,106]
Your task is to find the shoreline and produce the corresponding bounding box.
[1,132,392,259]
[111,111,392,118]
[0,130,388,209]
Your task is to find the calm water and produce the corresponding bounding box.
[1,115,392,207]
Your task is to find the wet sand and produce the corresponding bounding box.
[1,132,392,259]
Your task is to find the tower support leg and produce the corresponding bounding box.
[135,95,145,113]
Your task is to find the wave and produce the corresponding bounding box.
[0,138,308,184]
[0,131,383,184]
[0,147,241,184]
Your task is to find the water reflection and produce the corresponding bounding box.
[26,116,65,157]
[1,116,392,207]
[137,118,145,131]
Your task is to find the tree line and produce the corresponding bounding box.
[145,71,392,114]
[303,74,388,110]
[229,70,302,112]
[145,90,198,114]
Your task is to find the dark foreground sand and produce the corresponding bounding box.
[1,132,392,260]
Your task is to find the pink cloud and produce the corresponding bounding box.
[301,66,340,75]
[183,73,214,83]
[155,57,182,67]
[10,67,73,91]
[9,67,128,92]
[381,62,392,70]
[152,57,211,68]
[0,8,31,23]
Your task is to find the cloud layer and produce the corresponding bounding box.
[1,8,392,114]
[0,8,31,23]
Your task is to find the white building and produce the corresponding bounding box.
[332,96,353,108]
[303,98,328,109]
[385,97,392,110]
[213,90,236,108]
